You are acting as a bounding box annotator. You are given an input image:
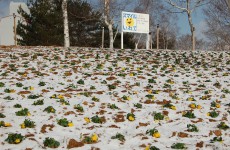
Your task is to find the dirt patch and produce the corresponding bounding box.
[178,132,189,138]
[64,111,76,116]
[40,124,55,133]
[196,141,204,148]
[114,114,125,122]
[67,139,84,149]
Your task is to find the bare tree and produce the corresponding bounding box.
[134,0,178,49]
[203,0,230,50]
[165,0,208,50]
[62,0,70,47]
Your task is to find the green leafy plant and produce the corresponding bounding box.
[57,118,69,127]
[182,111,196,118]
[15,108,30,116]
[91,115,102,123]
[83,136,93,144]
[13,104,22,108]
[77,79,84,85]
[92,97,100,102]
[43,137,60,148]
[111,133,125,142]
[33,99,44,105]
[208,110,219,118]
[58,99,70,105]
[210,137,223,143]
[171,143,186,149]
[27,94,40,99]
[134,103,142,109]
[187,124,199,132]
[148,79,156,83]
[5,133,25,144]
[44,106,56,113]
[217,122,229,130]
[153,112,164,120]
[0,113,6,118]
[148,146,160,150]
[4,96,14,100]
[108,104,119,109]
[0,82,5,87]
[38,81,46,86]
[16,82,23,87]
[21,119,35,128]
[74,104,84,112]
[108,84,116,90]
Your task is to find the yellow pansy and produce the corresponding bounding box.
[145,145,150,150]
[171,106,176,110]
[58,95,64,99]
[189,103,196,109]
[84,117,90,123]
[27,112,31,116]
[129,73,134,76]
[196,105,202,109]
[153,132,161,138]
[216,103,220,108]
[128,116,135,121]
[29,86,34,91]
[127,96,131,101]
[91,133,98,142]
[21,123,25,129]
[4,122,12,127]
[15,139,21,144]
[68,122,74,127]
[10,89,16,93]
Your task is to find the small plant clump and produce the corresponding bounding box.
[20,119,36,128]
[182,111,196,118]
[5,133,25,144]
[171,143,186,149]
[43,137,60,148]
[15,108,31,116]
[108,104,119,109]
[33,99,44,105]
[111,133,125,142]
[207,110,219,118]
[187,124,199,132]
[127,113,135,121]
[146,128,161,138]
[57,118,73,127]
[217,122,229,130]
[44,106,56,113]
[74,104,84,112]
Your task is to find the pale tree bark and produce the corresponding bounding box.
[166,0,207,50]
[62,0,70,47]
[104,0,114,50]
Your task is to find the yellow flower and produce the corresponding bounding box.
[128,115,135,121]
[27,112,31,116]
[129,73,134,76]
[153,132,161,138]
[171,106,176,110]
[58,95,64,99]
[133,91,138,94]
[216,103,220,108]
[137,68,140,71]
[145,145,150,150]
[188,97,193,101]
[207,112,210,116]
[21,123,25,129]
[196,105,202,109]
[68,122,74,127]
[51,108,54,112]
[151,96,155,100]
[4,122,12,127]
[84,117,90,123]
[148,90,152,94]
[29,86,34,91]
[127,96,131,101]
[122,67,126,71]
[91,133,98,142]
[189,103,196,109]
[15,139,21,144]
[23,74,27,77]
[51,95,56,98]
[165,116,170,121]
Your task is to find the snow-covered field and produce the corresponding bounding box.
[0,47,229,150]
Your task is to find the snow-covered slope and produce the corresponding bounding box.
[0,47,229,150]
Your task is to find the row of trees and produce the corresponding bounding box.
[17,0,230,50]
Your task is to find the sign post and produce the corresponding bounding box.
[121,11,149,49]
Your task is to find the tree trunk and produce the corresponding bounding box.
[62,0,70,47]
[104,0,113,50]
[186,0,195,50]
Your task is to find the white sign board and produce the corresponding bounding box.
[122,11,149,33]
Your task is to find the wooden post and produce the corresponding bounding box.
[192,27,195,51]
[157,24,159,50]
[102,27,104,49]
[13,13,17,46]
